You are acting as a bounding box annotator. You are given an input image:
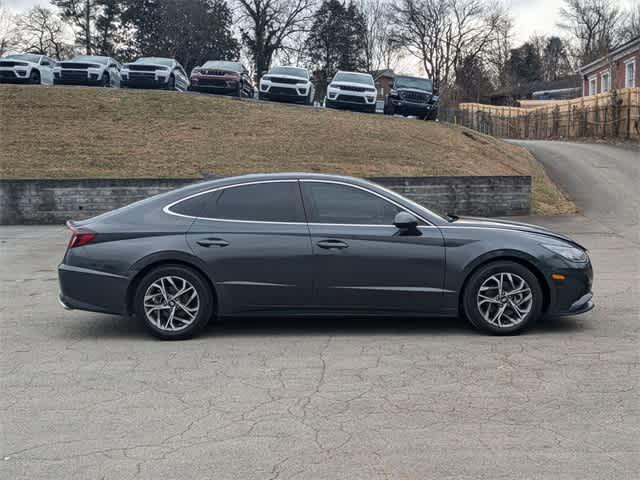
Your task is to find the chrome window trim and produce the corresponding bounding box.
[163,178,434,227]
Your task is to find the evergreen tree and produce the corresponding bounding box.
[122,0,239,71]
[305,0,367,97]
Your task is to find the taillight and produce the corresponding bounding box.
[66,221,96,249]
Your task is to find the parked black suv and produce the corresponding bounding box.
[384,75,439,120]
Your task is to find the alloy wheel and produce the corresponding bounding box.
[476,272,533,328]
[144,276,200,332]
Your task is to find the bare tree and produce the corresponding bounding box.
[236,0,315,80]
[357,0,403,73]
[13,7,74,59]
[620,4,640,41]
[0,0,18,57]
[485,13,513,89]
[392,0,505,91]
[558,0,624,65]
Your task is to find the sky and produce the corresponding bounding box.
[6,0,636,45]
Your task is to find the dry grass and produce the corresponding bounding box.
[0,84,574,214]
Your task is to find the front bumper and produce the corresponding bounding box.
[326,94,376,110]
[547,258,594,316]
[260,84,309,102]
[58,263,128,315]
[121,74,169,89]
[190,77,238,92]
[391,99,438,115]
[54,71,104,85]
[0,69,31,83]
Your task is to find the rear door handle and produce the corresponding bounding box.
[196,238,229,248]
[316,239,349,250]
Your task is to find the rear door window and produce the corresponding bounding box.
[170,181,305,222]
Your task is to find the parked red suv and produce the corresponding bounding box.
[189,60,254,97]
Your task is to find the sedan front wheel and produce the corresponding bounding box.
[463,261,543,335]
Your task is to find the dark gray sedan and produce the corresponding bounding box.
[58,173,594,339]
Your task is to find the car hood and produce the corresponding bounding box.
[329,80,375,90]
[448,216,585,249]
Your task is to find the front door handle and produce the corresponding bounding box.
[196,238,229,248]
[316,239,349,250]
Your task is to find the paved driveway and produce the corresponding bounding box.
[1,143,638,479]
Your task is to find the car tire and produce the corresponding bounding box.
[167,75,176,91]
[29,70,41,85]
[463,261,543,335]
[134,264,214,340]
[101,73,110,87]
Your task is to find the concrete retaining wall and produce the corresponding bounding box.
[0,176,531,225]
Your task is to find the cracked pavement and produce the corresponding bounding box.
[1,143,639,479]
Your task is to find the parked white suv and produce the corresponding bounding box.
[325,71,377,113]
[0,53,55,85]
[54,55,121,87]
[259,66,315,104]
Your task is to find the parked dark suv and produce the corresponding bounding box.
[384,75,439,120]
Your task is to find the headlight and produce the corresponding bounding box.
[542,244,588,263]
[390,89,397,96]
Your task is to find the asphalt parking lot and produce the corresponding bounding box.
[1,143,639,479]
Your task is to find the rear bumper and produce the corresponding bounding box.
[58,263,128,315]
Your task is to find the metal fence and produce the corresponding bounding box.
[441,88,640,140]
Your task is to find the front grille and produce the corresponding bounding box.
[129,65,159,72]
[0,70,17,79]
[401,91,429,103]
[270,77,300,84]
[270,86,298,95]
[128,72,155,80]
[337,94,366,103]
[201,69,232,76]
[59,63,92,69]
[198,79,228,87]
[61,70,88,80]
[339,85,366,92]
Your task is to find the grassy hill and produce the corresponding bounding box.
[0,84,573,214]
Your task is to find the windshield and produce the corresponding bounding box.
[73,55,109,65]
[5,54,41,63]
[395,76,433,92]
[202,61,241,72]
[333,72,374,85]
[269,66,308,79]
[135,57,173,67]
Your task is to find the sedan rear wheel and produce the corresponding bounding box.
[135,265,213,340]
[463,261,542,335]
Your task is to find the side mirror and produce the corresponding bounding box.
[393,211,418,229]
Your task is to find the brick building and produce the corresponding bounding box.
[373,69,395,100]
[579,36,639,96]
